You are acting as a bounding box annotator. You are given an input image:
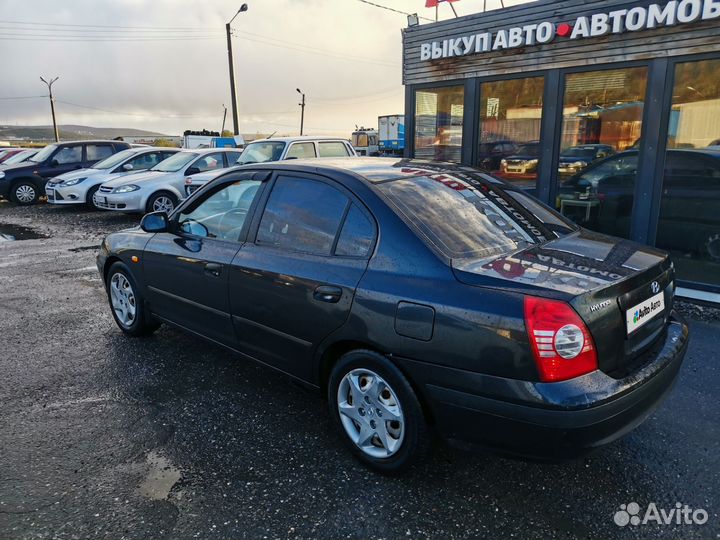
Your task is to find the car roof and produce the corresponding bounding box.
[246,136,350,143]
[180,147,238,153]
[246,157,506,185]
[53,140,128,145]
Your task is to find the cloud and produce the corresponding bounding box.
[0,0,533,136]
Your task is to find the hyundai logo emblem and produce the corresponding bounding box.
[651,281,660,294]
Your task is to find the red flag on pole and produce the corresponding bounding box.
[425,0,459,7]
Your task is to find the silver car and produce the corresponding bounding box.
[46,147,179,208]
[184,136,356,197]
[95,148,242,214]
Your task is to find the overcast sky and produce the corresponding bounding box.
[0,0,533,137]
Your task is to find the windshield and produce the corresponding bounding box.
[93,149,136,170]
[377,172,576,262]
[3,150,35,165]
[30,144,57,163]
[237,142,285,165]
[514,144,539,157]
[151,152,197,172]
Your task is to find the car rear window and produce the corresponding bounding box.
[376,173,576,262]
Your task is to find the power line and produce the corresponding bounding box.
[0,95,46,100]
[231,30,399,68]
[352,0,434,21]
[0,19,217,31]
[0,33,223,42]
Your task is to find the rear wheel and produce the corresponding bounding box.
[328,349,429,474]
[11,181,39,205]
[106,261,160,337]
[146,191,177,214]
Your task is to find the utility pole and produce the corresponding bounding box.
[40,76,59,142]
[296,88,305,136]
[226,4,248,136]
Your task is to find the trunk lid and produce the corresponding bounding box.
[453,229,674,376]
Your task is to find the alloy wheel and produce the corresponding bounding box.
[152,196,174,213]
[109,273,137,328]
[15,185,36,203]
[337,368,405,458]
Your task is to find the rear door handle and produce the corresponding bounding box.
[204,262,223,277]
[313,285,342,303]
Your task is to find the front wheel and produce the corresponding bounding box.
[86,184,101,209]
[146,191,178,214]
[106,261,160,337]
[11,181,39,205]
[328,350,429,474]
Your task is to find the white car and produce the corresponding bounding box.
[45,147,180,208]
[183,136,356,197]
[95,148,242,214]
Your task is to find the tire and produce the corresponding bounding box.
[328,349,429,475]
[705,233,720,262]
[85,184,101,209]
[146,191,178,214]
[105,261,160,337]
[10,180,39,205]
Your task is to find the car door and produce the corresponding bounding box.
[229,172,376,380]
[142,173,266,346]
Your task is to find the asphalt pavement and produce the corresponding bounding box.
[1,200,718,540]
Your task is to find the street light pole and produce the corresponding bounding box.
[40,76,60,142]
[226,4,248,136]
[296,88,305,136]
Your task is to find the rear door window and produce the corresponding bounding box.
[86,144,114,161]
[335,204,375,258]
[318,142,350,158]
[286,142,317,159]
[256,177,348,255]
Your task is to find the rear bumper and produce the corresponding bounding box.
[398,311,689,458]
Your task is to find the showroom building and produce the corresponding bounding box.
[402,0,720,301]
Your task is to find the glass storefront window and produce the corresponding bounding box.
[556,67,648,239]
[415,86,464,162]
[478,77,544,191]
[656,59,720,286]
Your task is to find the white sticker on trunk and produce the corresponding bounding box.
[626,291,665,334]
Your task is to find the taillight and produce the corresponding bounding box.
[524,296,597,382]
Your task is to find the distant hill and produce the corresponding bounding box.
[0,124,170,142]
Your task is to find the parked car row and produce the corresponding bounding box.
[0,136,357,214]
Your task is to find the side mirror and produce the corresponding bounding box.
[50,159,59,167]
[123,163,134,171]
[185,166,200,176]
[140,211,169,233]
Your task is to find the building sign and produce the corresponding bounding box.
[420,0,720,60]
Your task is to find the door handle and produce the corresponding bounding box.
[204,262,223,277]
[313,285,342,303]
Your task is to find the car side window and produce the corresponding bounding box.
[193,152,225,173]
[256,177,348,255]
[226,151,243,165]
[86,144,114,161]
[53,146,82,164]
[129,152,163,170]
[177,180,262,241]
[335,204,375,257]
[318,142,350,158]
[286,142,317,159]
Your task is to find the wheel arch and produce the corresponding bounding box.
[317,339,436,425]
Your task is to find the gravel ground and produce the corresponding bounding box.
[1,200,719,540]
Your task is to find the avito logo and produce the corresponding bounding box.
[633,299,662,323]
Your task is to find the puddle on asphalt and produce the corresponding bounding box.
[137,450,182,501]
[0,223,47,241]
